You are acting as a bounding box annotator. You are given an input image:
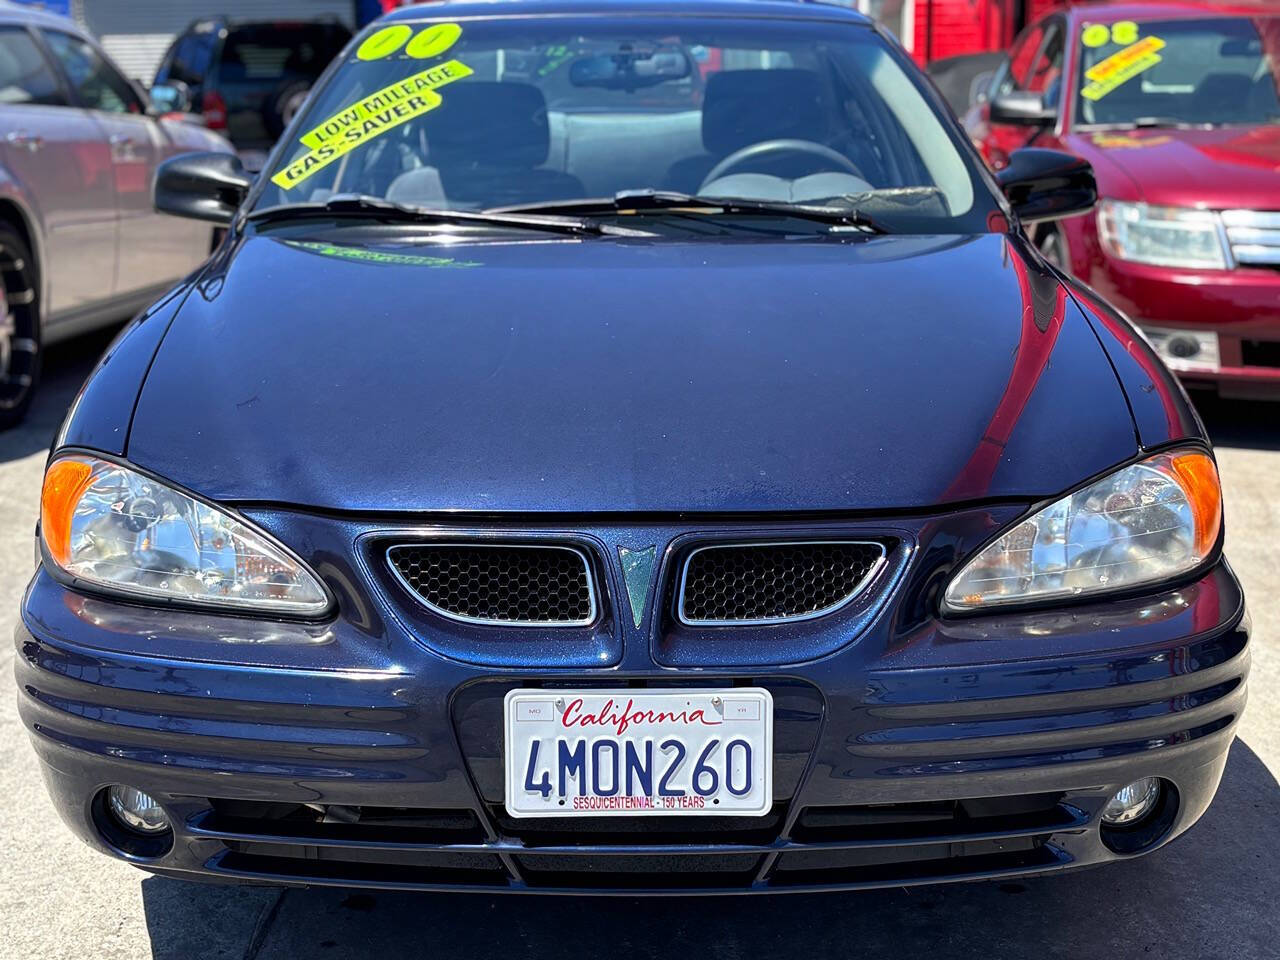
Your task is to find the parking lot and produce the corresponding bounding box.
[1,330,1276,960]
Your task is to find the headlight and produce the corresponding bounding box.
[1098,201,1229,269]
[943,449,1221,612]
[40,454,330,616]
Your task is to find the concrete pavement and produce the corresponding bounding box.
[2,332,1276,960]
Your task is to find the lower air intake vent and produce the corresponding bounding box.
[388,543,596,626]
[678,541,886,625]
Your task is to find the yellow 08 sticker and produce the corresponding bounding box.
[1111,20,1139,45]
[355,22,463,62]
[1082,24,1110,48]
[1083,20,1141,47]
[357,25,413,61]
[405,22,463,59]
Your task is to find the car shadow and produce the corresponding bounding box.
[140,738,1280,960]
[0,327,119,463]
[1194,392,1280,451]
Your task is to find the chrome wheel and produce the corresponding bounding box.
[0,227,40,428]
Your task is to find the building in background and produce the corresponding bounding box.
[354,0,1055,64]
[7,0,1057,79]
[10,0,356,82]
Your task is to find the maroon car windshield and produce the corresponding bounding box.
[1075,16,1280,127]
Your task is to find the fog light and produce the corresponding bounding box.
[106,785,169,835]
[1142,326,1220,372]
[1102,777,1162,825]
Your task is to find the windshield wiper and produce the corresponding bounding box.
[493,190,891,234]
[246,193,648,237]
[1130,117,1215,129]
[1080,118,1208,131]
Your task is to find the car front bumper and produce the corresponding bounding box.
[1078,251,1280,398]
[16,543,1249,895]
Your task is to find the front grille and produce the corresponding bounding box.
[677,541,886,625]
[195,793,1083,892]
[387,543,596,626]
[1222,209,1280,267]
[1242,339,1280,369]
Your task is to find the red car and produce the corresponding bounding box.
[965,2,1280,399]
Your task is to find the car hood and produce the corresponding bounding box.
[127,231,1138,513]
[1066,125,1280,207]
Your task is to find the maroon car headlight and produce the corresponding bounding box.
[943,449,1222,612]
[39,454,330,616]
[1097,200,1230,269]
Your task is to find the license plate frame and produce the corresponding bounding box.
[503,688,773,819]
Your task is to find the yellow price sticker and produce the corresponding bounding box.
[354,22,463,61]
[1082,24,1110,48]
[273,59,474,190]
[299,59,472,150]
[356,25,413,61]
[405,22,462,60]
[1081,36,1165,101]
[1111,20,1139,45]
[1082,20,1141,48]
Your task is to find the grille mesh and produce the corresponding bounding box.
[388,544,595,625]
[679,541,884,624]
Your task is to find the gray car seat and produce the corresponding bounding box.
[664,69,834,192]
[388,82,585,209]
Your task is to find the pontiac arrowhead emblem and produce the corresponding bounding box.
[617,545,656,630]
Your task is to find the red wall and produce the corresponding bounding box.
[911,0,1065,64]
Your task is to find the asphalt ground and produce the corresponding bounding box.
[2,328,1276,960]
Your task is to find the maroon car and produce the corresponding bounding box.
[965,2,1280,399]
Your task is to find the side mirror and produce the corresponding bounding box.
[989,90,1056,126]
[996,148,1097,224]
[149,80,192,115]
[155,151,254,224]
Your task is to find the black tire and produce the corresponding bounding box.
[0,224,40,430]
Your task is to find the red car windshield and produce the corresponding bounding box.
[1075,16,1280,127]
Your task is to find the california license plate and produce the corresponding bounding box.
[504,688,773,818]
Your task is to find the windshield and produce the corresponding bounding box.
[254,16,993,232]
[1075,16,1280,127]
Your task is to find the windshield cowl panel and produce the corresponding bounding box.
[252,15,997,236]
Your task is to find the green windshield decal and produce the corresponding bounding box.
[272,59,474,190]
[284,240,481,268]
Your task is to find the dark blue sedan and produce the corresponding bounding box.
[18,0,1248,894]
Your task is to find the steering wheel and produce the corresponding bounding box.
[699,138,862,192]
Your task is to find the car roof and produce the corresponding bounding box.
[1058,0,1280,24]
[381,0,872,25]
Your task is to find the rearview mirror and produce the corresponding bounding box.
[570,47,692,91]
[990,90,1056,126]
[996,148,1096,224]
[155,152,254,224]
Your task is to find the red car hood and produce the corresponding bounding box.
[1065,125,1280,207]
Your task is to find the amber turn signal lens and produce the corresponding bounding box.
[40,457,96,566]
[1170,451,1222,557]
